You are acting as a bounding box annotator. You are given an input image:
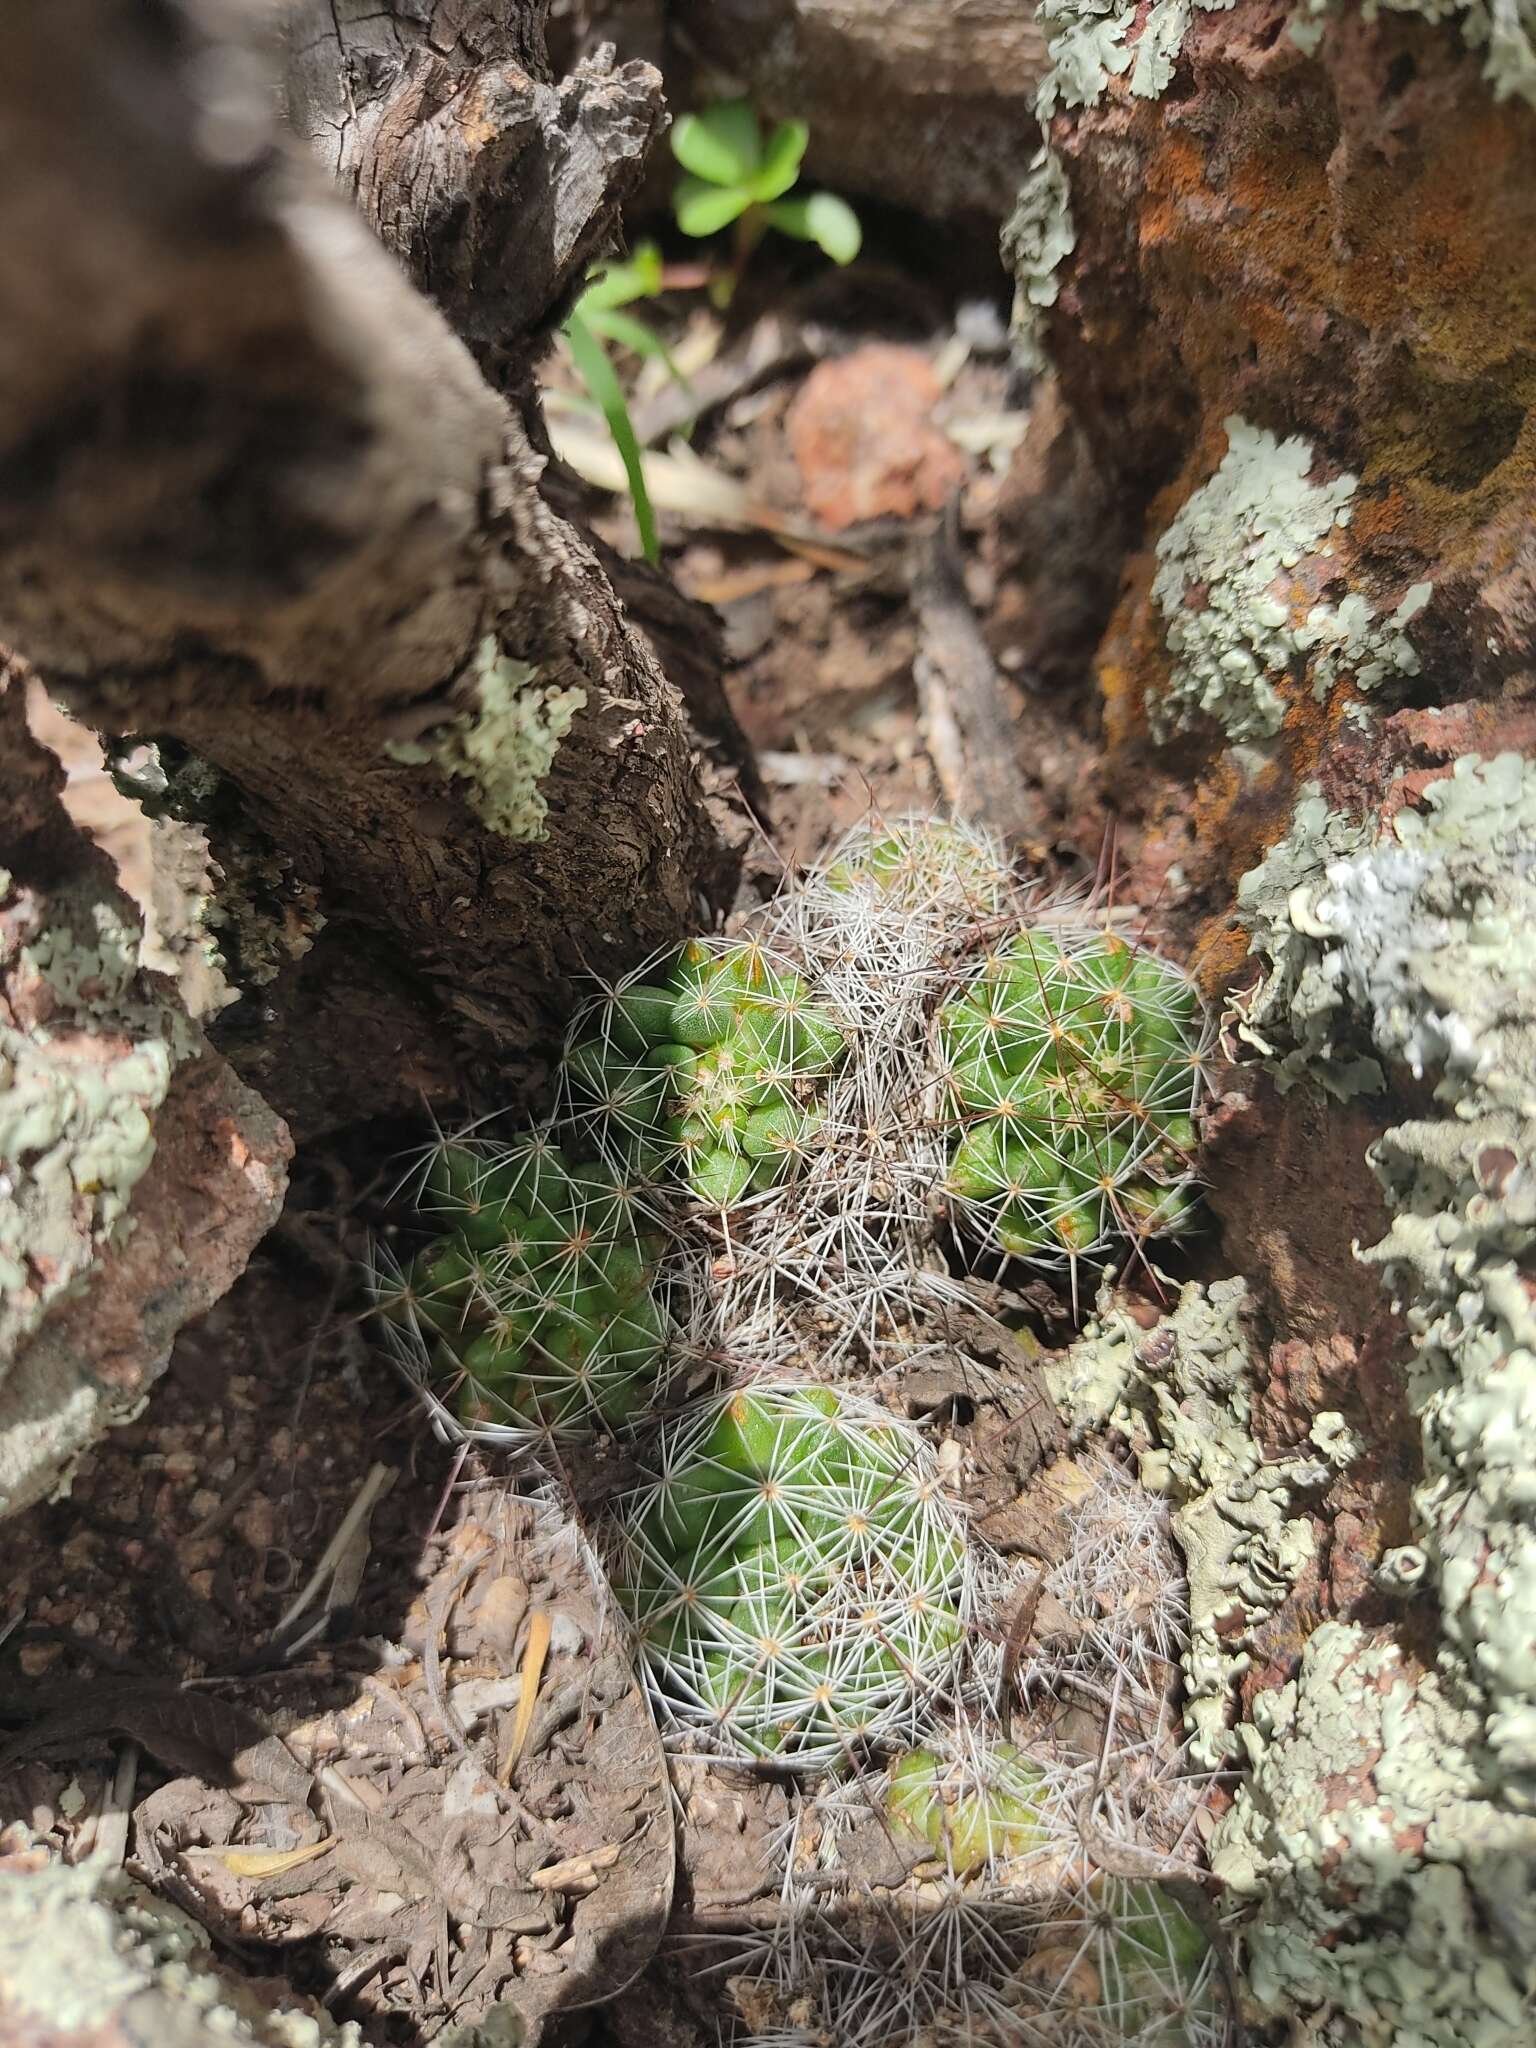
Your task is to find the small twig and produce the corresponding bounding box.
[912,493,1037,837]
[273,1463,395,1642]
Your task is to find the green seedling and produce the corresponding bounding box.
[372,1129,668,1439]
[671,97,861,298]
[563,240,674,564]
[563,936,845,1209]
[939,927,1204,1264]
[609,1382,973,1763]
[886,1738,1052,1874]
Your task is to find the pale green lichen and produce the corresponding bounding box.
[0,1860,361,2045]
[1148,417,1431,744]
[386,635,586,845]
[1234,785,1384,1094]
[1225,752,1536,2038]
[1035,0,1137,116]
[1211,1620,1536,2048]
[1001,150,1077,374]
[0,886,197,1363]
[1050,1276,1328,1766]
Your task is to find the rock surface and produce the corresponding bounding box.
[0,670,289,1518]
[1004,7,1536,2043]
[787,344,965,529]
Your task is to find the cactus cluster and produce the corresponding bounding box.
[940,928,1203,1262]
[610,1383,974,1763]
[821,816,1010,918]
[368,818,1225,2048]
[1087,1880,1222,2047]
[371,1132,668,1439]
[562,936,845,1208]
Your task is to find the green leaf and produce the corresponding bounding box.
[562,309,660,566]
[585,307,693,400]
[749,118,808,202]
[671,98,762,185]
[763,190,862,265]
[674,173,754,238]
[576,238,663,314]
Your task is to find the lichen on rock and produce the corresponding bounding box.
[1210,1619,1536,2048]
[0,1859,361,2045]
[0,881,194,1360]
[1,680,290,1517]
[386,634,586,844]
[1146,417,1430,744]
[1050,1276,1328,1765]
[1001,151,1077,374]
[1223,750,1536,2033]
[1291,0,1536,102]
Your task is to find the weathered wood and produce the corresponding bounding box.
[0,0,745,1134]
[282,1,664,393]
[672,0,1046,223]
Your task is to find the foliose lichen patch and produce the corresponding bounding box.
[1049,1276,1334,1766]
[1147,418,1430,744]
[1008,0,1536,369]
[0,881,199,1363]
[0,1860,361,2045]
[1210,1619,1536,2048]
[1000,151,1076,375]
[386,634,586,845]
[1221,750,1536,2037]
[1291,0,1536,102]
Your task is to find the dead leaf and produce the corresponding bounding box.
[529,1842,621,1894]
[499,1610,550,1785]
[212,1837,335,1879]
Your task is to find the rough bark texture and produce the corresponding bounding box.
[283,1,663,396]
[0,0,746,1138]
[0,669,289,1518]
[671,0,1047,222]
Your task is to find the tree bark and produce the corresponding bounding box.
[0,0,747,1137]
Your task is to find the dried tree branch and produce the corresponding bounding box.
[0,0,744,1133]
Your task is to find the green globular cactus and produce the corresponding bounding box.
[1087,1880,1221,2046]
[562,936,845,1209]
[820,816,1009,917]
[886,1737,1052,1874]
[371,1130,668,1438]
[939,928,1204,1262]
[609,1382,974,1763]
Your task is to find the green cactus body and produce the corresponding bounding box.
[1090,1880,1220,2046]
[611,1383,973,1763]
[820,816,1010,917]
[373,1131,668,1438]
[563,937,844,1208]
[939,929,1204,1262]
[886,1739,1051,1873]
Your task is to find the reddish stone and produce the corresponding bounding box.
[787,344,965,530]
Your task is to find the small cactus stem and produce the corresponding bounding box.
[608,1382,978,1766]
[938,918,1209,1274]
[366,1123,674,1449]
